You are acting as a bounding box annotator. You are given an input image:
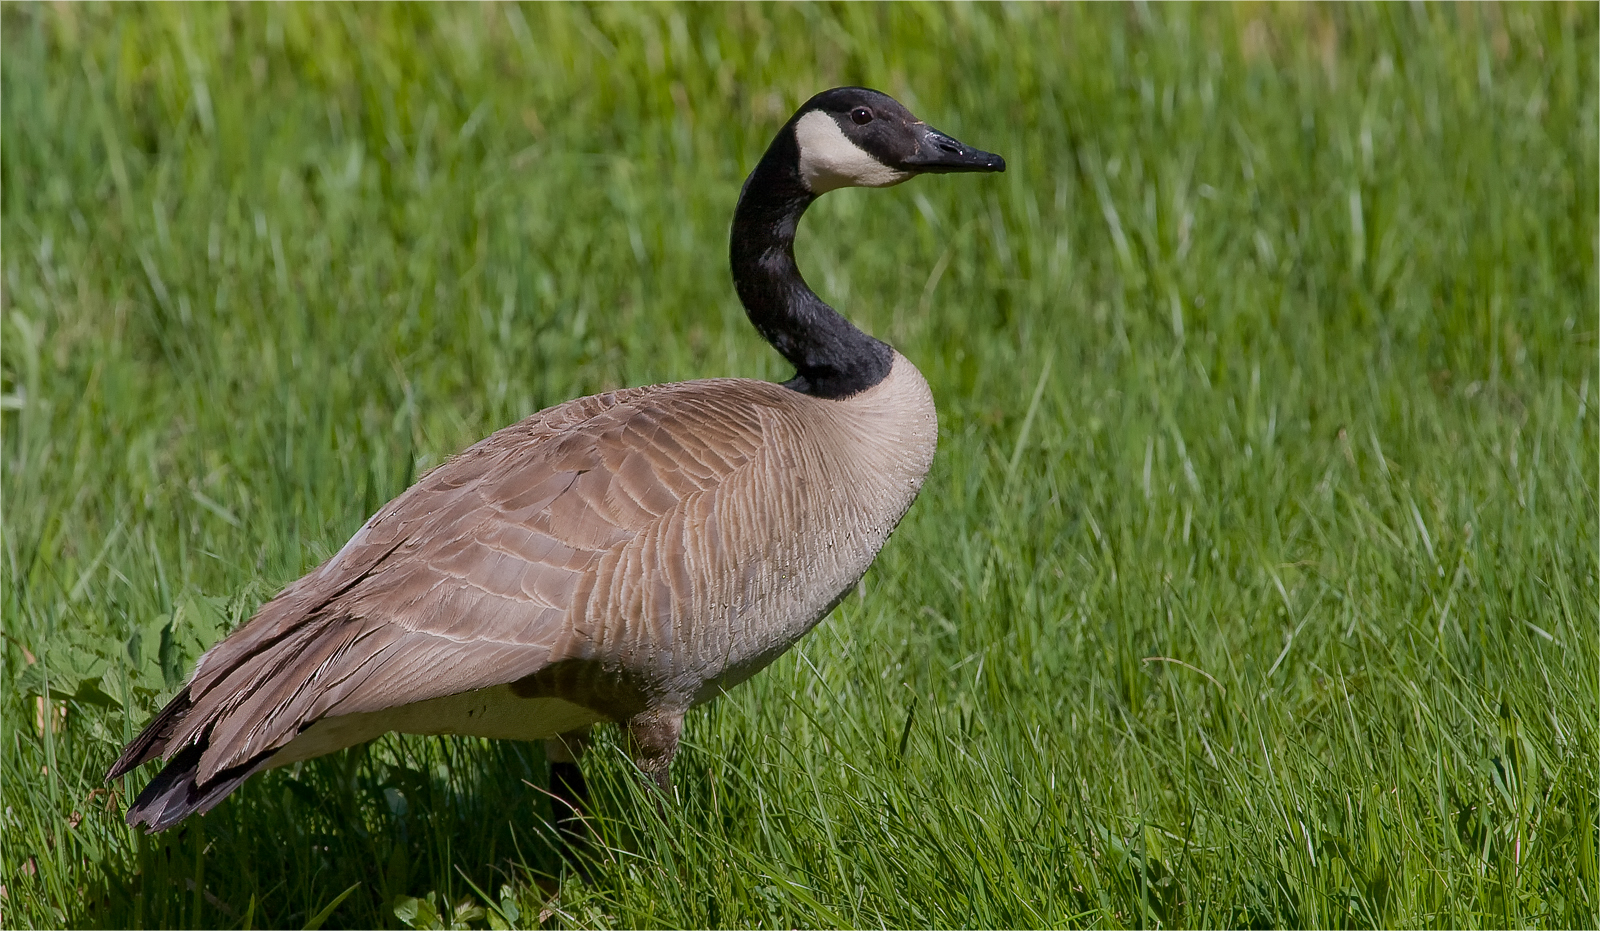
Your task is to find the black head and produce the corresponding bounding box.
[788,87,1006,194]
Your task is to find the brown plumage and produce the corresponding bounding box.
[109,86,1003,832]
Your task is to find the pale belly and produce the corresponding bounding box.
[266,686,605,768]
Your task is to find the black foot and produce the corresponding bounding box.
[548,759,591,871]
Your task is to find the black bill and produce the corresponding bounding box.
[901,124,1006,174]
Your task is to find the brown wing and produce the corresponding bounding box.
[116,381,776,785]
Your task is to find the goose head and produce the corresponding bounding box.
[788,86,1006,194]
[730,86,1004,398]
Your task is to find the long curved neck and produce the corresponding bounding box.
[729,125,892,399]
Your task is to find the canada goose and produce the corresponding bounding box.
[108,86,1004,832]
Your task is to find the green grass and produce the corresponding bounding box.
[3,3,1596,928]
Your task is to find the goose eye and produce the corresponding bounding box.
[850,107,873,126]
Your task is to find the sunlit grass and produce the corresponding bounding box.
[3,3,1595,928]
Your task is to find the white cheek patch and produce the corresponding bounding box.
[795,111,911,194]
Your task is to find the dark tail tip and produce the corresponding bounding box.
[123,739,274,833]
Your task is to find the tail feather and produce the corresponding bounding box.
[123,738,276,833]
[109,687,279,833]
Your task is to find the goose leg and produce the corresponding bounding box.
[624,708,683,795]
[544,729,591,857]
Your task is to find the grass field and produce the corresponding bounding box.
[3,3,1596,928]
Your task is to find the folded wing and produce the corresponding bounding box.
[109,381,774,807]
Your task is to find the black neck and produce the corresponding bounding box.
[729,123,892,399]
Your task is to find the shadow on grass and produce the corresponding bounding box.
[77,736,572,930]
